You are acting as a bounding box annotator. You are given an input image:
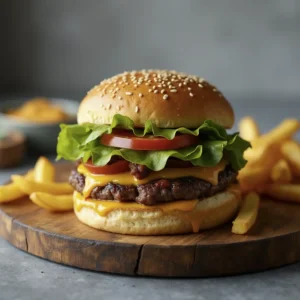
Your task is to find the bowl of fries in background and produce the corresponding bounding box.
[0,97,79,154]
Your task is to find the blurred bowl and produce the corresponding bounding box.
[0,130,26,168]
[0,98,79,154]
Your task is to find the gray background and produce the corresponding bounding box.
[0,0,299,100]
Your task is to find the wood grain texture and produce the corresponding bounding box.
[1,163,300,277]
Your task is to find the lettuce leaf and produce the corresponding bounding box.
[57,114,250,171]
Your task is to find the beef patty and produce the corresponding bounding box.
[70,165,237,206]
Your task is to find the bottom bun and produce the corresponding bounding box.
[73,187,241,235]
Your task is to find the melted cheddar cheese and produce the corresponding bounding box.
[74,191,198,216]
[74,188,240,233]
[77,160,227,198]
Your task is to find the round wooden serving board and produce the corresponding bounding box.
[1,163,300,277]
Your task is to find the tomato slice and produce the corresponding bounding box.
[84,159,129,175]
[100,131,199,150]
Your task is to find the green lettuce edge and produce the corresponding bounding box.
[56,114,250,171]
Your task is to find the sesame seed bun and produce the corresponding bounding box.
[78,70,234,129]
[73,188,241,235]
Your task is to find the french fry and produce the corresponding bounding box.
[29,193,54,210]
[244,142,281,168]
[238,167,270,193]
[232,192,260,234]
[23,169,35,181]
[0,183,25,203]
[12,175,73,195]
[281,140,300,176]
[251,119,299,148]
[0,170,35,203]
[34,156,55,183]
[270,159,292,183]
[239,116,260,141]
[30,192,73,211]
[264,184,300,204]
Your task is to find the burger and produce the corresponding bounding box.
[57,70,250,235]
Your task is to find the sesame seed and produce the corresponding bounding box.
[135,106,139,113]
[213,88,217,92]
[117,105,121,110]
[108,104,112,109]
[139,93,143,97]
[163,94,169,100]
[98,71,210,102]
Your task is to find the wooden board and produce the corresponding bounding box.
[1,163,300,277]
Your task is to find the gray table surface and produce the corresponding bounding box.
[1,99,300,300]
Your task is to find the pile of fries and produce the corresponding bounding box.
[238,118,300,198]
[231,117,300,234]
[0,157,73,211]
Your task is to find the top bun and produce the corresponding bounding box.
[78,70,234,129]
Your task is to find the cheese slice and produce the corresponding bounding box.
[78,160,227,198]
[74,188,240,233]
[74,191,198,216]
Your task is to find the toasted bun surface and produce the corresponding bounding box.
[78,70,234,129]
[74,189,241,235]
